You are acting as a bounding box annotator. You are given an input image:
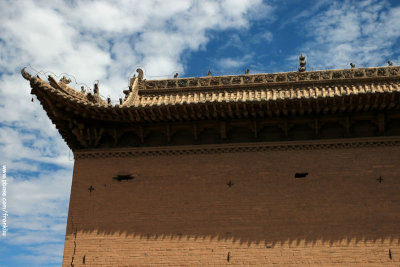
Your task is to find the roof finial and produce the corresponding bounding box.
[350,63,355,68]
[245,69,250,74]
[94,83,99,95]
[388,60,393,66]
[136,68,144,80]
[60,76,71,84]
[298,54,306,72]
[207,70,212,76]
[21,68,33,81]
[81,86,85,93]
[174,73,178,78]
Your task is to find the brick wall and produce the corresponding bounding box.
[63,143,400,266]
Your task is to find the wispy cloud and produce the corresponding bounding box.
[1,168,72,266]
[259,31,273,43]
[215,54,254,71]
[298,0,400,69]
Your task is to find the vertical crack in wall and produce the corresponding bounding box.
[69,214,77,267]
[71,228,77,267]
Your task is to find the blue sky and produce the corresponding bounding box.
[0,0,399,266]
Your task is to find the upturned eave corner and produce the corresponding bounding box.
[120,68,143,107]
[21,67,32,81]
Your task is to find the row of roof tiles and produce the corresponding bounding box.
[22,66,400,111]
[134,82,399,107]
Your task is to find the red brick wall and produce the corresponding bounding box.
[63,143,400,266]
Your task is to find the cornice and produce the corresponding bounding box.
[74,136,400,159]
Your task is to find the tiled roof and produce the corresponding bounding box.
[22,66,400,111]
[21,65,400,150]
[134,81,399,107]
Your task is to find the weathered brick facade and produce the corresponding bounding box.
[63,139,400,266]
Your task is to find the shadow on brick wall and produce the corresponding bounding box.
[67,147,400,247]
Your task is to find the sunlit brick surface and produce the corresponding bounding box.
[63,143,400,266]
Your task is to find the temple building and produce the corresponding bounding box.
[22,58,400,266]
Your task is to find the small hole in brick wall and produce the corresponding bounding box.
[389,249,392,259]
[82,255,85,264]
[113,174,134,182]
[266,246,272,249]
[295,172,308,178]
[227,252,230,262]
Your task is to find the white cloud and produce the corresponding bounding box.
[299,0,400,69]
[260,32,273,43]
[8,169,72,218]
[4,168,72,266]
[215,54,254,70]
[15,243,64,266]
[218,58,245,68]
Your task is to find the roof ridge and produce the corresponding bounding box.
[143,66,400,90]
[144,65,399,82]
